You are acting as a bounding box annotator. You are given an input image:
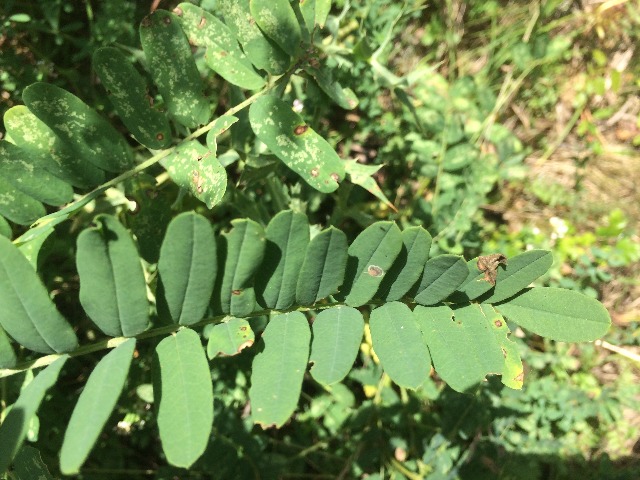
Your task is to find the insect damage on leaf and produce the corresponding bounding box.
[477,253,507,286]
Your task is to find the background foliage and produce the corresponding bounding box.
[0,0,639,479]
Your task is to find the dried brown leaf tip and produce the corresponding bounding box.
[477,253,507,286]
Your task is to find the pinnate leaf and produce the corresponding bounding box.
[60,339,136,474]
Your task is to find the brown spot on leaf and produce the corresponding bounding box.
[156,133,164,141]
[294,124,308,135]
[477,253,507,286]
[494,319,503,328]
[240,326,247,331]
[237,340,254,352]
[310,167,319,177]
[219,50,227,57]
[367,265,384,277]
[232,289,242,295]
[515,372,524,383]
[198,16,206,28]
[163,15,172,25]
[330,173,340,182]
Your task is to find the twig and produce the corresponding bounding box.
[595,339,640,363]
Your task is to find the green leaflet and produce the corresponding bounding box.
[376,226,432,301]
[0,173,46,225]
[218,0,290,75]
[494,287,611,342]
[17,226,53,270]
[158,212,217,325]
[0,236,78,353]
[369,302,431,390]
[315,0,331,27]
[478,304,523,389]
[255,210,310,310]
[0,356,68,473]
[0,216,10,238]
[160,140,227,209]
[250,312,310,428]
[250,0,302,57]
[296,226,348,305]
[310,306,364,385]
[0,141,73,206]
[93,47,171,149]
[206,115,239,153]
[344,160,395,210]
[23,83,134,173]
[13,446,54,480]
[140,10,210,129]
[175,3,265,90]
[207,317,255,358]
[60,339,136,474]
[213,219,266,317]
[413,255,469,305]
[480,250,553,303]
[3,106,105,188]
[415,303,504,393]
[76,214,149,337]
[0,326,17,368]
[450,258,494,302]
[337,221,403,307]
[249,95,345,193]
[154,329,213,468]
[299,0,316,33]
[306,66,358,110]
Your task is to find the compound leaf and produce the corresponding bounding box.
[93,47,171,149]
[310,306,364,385]
[296,226,348,305]
[60,339,136,474]
[250,312,310,428]
[494,287,611,342]
[140,10,210,128]
[369,302,431,390]
[158,212,217,325]
[23,83,133,173]
[0,356,68,473]
[0,236,77,353]
[77,214,149,337]
[249,95,345,193]
[255,210,309,310]
[154,329,213,468]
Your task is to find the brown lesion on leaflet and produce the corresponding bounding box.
[294,125,308,135]
[477,253,507,286]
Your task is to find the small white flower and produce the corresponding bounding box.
[549,216,568,238]
[293,99,304,112]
